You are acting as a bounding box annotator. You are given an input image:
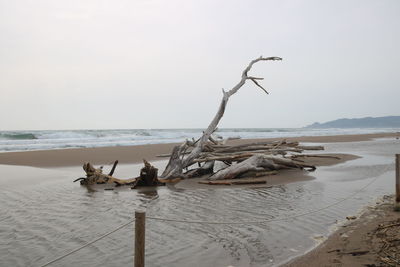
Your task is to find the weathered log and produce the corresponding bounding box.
[76,160,164,187]
[160,143,187,179]
[238,170,277,178]
[296,145,324,150]
[291,154,341,160]
[213,141,299,153]
[209,155,279,180]
[157,151,191,158]
[79,162,137,186]
[79,162,136,185]
[193,153,255,164]
[199,177,267,185]
[263,155,316,170]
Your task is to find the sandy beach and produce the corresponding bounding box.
[0,132,399,267]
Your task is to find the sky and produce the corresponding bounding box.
[0,0,399,130]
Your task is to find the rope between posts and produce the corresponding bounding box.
[40,218,135,267]
[147,172,383,225]
[39,162,391,266]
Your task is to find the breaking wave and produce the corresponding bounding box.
[0,127,399,152]
[0,133,37,140]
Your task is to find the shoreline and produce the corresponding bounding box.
[283,195,400,267]
[0,132,397,168]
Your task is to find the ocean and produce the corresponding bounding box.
[0,128,399,152]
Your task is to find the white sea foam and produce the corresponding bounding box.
[0,128,398,152]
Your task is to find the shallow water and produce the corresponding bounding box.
[0,138,399,267]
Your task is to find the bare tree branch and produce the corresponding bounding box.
[249,78,269,94]
[247,76,264,80]
[160,56,282,179]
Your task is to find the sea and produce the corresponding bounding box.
[0,127,399,152]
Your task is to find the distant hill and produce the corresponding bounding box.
[306,116,400,128]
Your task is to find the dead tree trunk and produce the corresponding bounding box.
[75,160,165,187]
[75,161,137,186]
[209,155,278,180]
[160,56,282,180]
[131,159,164,188]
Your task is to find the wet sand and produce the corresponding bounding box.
[0,132,396,168]
[284,195,400,267]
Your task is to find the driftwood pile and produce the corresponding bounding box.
[158,138,324,182]
[74,138,326,186]
[74,56,329,187]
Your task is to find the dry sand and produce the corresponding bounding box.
[284,195,400,267]
[0,132,396,168]
[0,143,177,167]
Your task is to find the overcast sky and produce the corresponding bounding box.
[1,0,399,130]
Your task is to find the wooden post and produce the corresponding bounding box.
[134,211,146,267]
[396,154,400,203]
